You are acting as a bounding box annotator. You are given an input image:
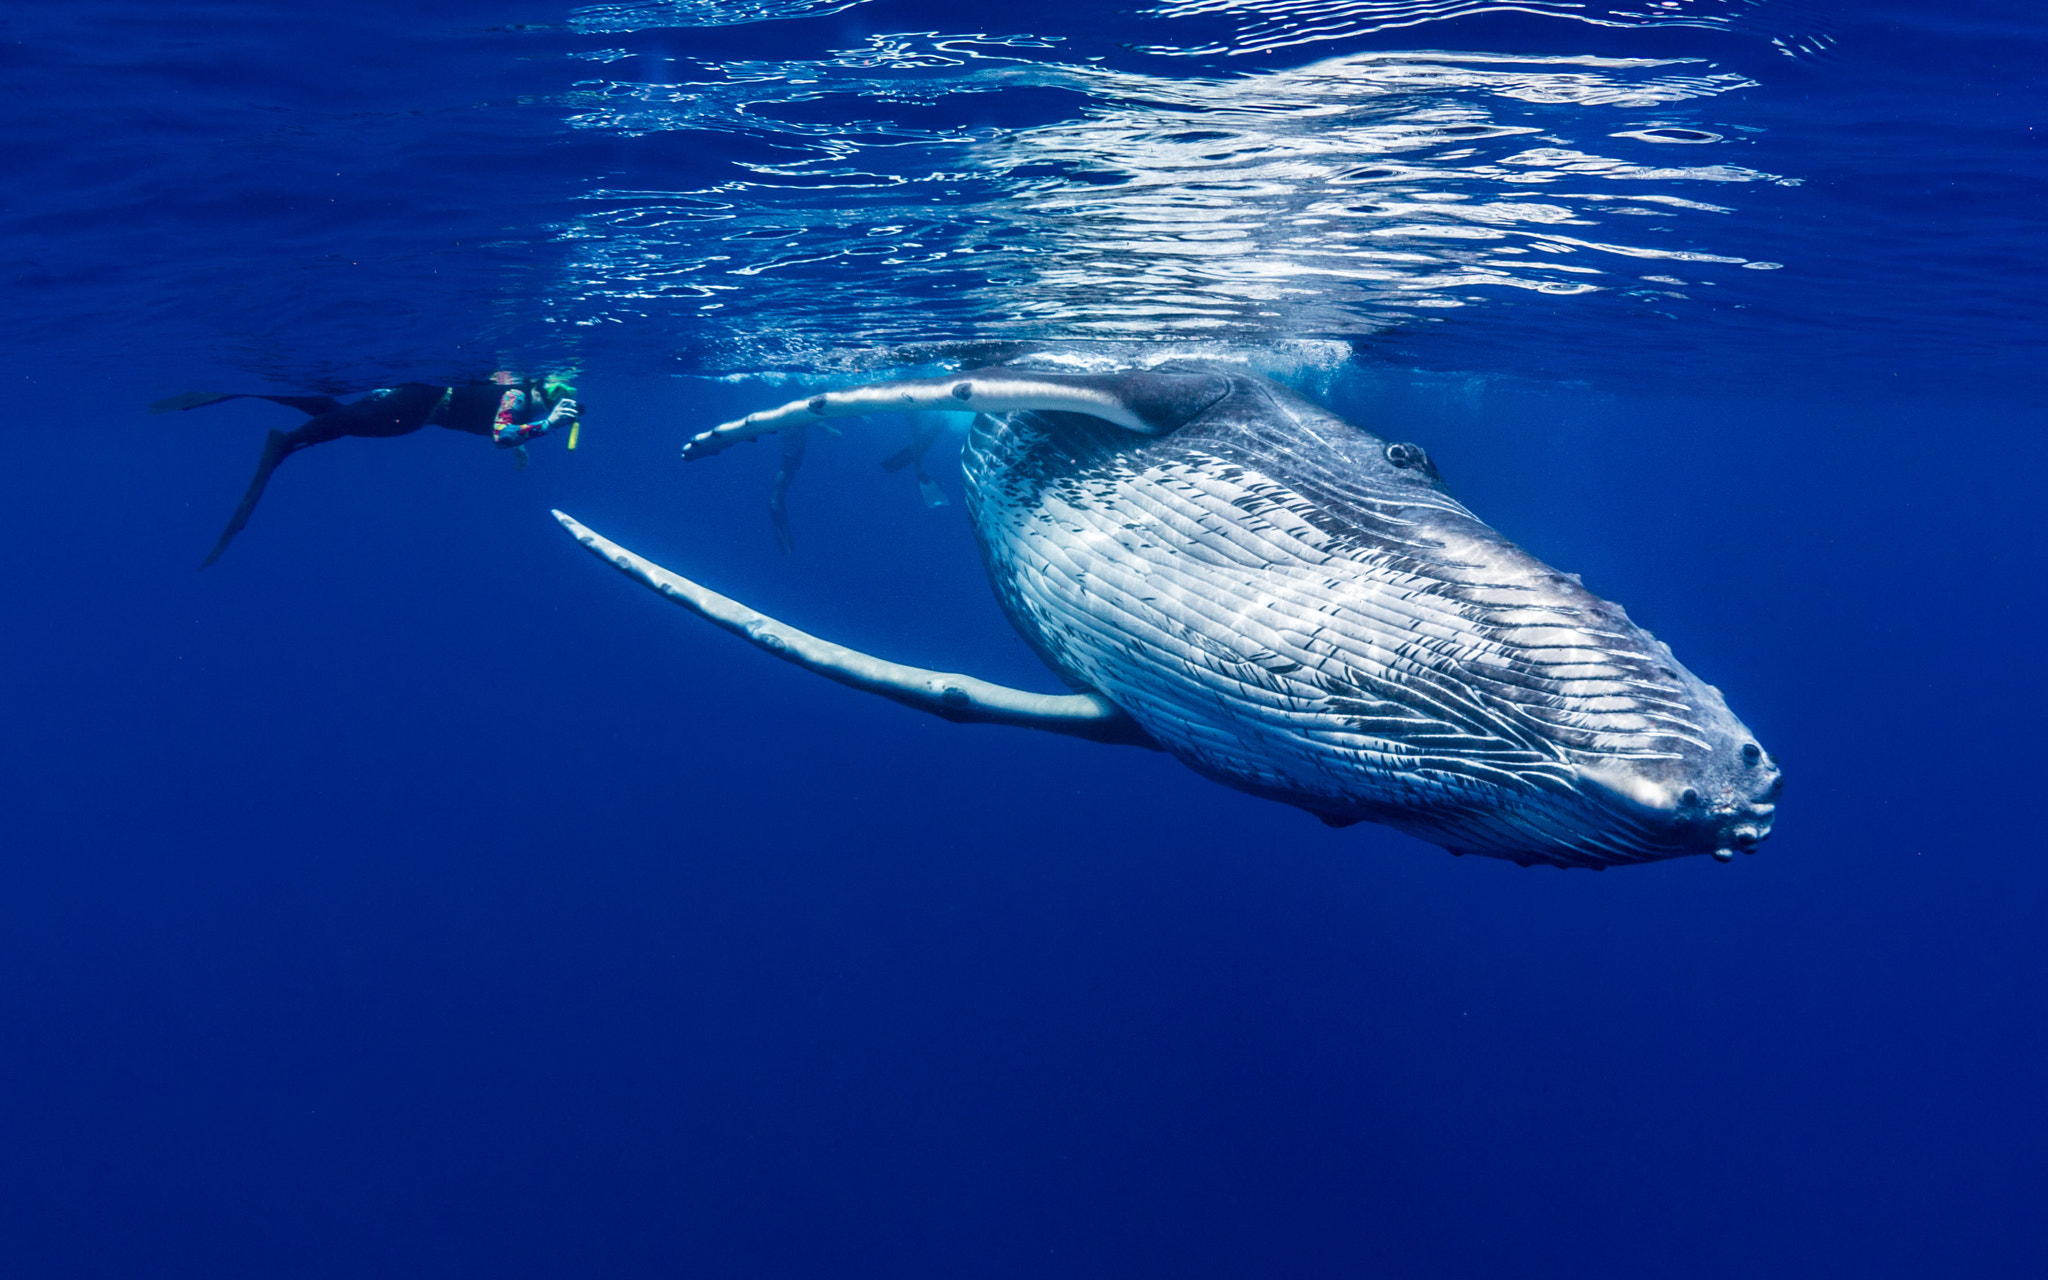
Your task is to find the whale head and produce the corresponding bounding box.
[1569,664,1783,864]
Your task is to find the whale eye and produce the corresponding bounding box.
[1741,743,1762,764]
[1383,442,1442,482]
[1386,442,1434,470]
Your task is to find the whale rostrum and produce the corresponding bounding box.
[561,362,1781,869]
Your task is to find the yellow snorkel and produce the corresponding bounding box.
[542,374,581,450]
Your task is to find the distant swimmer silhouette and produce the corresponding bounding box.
[155,373,580,566]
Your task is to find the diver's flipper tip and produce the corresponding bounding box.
[201,429,293,567]
[152,391,237,414]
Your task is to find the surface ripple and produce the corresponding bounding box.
[557,37,1786,370]
[1136,0,1836,59]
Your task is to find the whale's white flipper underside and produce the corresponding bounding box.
[680,369,1231,459]
[552,510,1155,746]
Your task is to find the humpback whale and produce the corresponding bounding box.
[555,361,1780,869]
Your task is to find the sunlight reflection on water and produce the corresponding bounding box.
[570,0,872,33]
[1135,0,1825,57]
[552,37,1788,371]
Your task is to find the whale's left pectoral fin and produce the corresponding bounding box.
[553,511,1157,748]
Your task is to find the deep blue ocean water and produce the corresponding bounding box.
[2,1,2043,1275]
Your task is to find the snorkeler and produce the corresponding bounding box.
[154,373,580,566]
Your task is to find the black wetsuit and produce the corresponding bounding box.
[265,382,526,445]
[172,381,559,566]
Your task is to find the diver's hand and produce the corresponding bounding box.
[546,398,581,427]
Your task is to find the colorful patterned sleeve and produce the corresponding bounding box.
[490,388,553,446]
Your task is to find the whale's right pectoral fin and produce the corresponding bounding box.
[553,511,1157,748]
[681,367,1231,459]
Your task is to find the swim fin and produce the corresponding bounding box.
[151,391,241,414]
[153,391,344,417]
[201,429,295,568]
